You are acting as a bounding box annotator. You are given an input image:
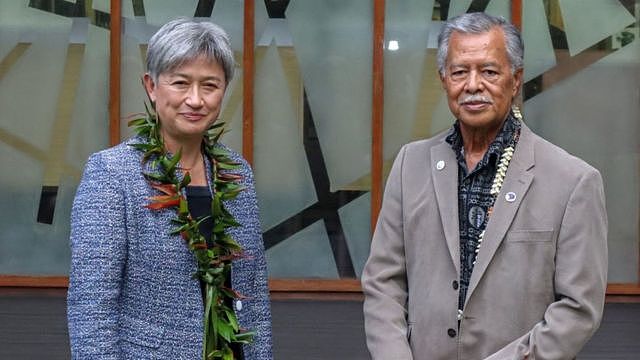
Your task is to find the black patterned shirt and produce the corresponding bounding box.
[445,113,521,312]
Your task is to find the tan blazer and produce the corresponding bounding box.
[362,123,607,360]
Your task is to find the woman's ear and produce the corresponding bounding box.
[142,73,156,103]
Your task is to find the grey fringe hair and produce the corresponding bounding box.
[437,12,524,76]
[146,18,235,84]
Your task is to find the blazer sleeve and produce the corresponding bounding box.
[485,168,608,360]
[361,145,413,359]
[67,152,127,359]
[240,162,274,360]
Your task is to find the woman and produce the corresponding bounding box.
[67,18,272,360]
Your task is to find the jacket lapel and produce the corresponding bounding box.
[465,124,535,303]
[431,142,461,275]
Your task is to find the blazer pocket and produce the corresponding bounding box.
[505,229,554,243]
[119,315,165,349]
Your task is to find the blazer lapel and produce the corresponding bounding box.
[466,124,535,303]
[431,142,461,275]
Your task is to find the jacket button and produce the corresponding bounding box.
[447,328,457,338]
[452,280,459,290]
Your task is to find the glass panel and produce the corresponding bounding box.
[266,220,338,278]
[523,0,557,81]
[143,0,200,26]
[559,0,635,56]
[339,193,372,278]
[0,1,110,274]
[383,0,434,160]
[484,0,511,18]
[287,0,372,191]
[254,43,317,230]
[446,0,474,18]
[523,0,640,282]
[256,0,372,279]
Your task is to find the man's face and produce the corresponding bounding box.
[440,27,522,133]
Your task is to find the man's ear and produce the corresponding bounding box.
[439,71,447,90]
[512,68,524,97]
[142,73,156,103]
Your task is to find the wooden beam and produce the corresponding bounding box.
[511,0,522,31]
[269,279,362,292]
[0,276,68,288]
[109,0,122,146]
[371,0,385,233]
[2,276,640,301]
[607,283,640,295]
[242,0,255,165]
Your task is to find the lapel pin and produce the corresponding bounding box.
[436,160,445,170]
[505,192,516,202]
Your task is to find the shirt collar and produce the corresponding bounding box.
[445,112,521,171]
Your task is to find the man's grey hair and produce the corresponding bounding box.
[146,18,235,84]
[436,12,524,76]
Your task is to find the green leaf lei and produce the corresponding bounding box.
[128,104,254,360]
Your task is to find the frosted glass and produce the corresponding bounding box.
[0,2,111,275]
[0,31,70,148]
[254,43,317,230]
[287,1,372,191]
[210,0,244,51]
[121,0,136,19]
[254,0,270,47]
[484,0,510,19]
[217,64,243,154]
[447,0,473,18]
[429,93,456,135]
[92,0,110,14]
[383,0,434,160]
[66,24,110,166]
[559,0,635,56]
[0,143,71,274]
[266,221,338,278]
[339,193,371,278]
[0,1,71,30]
[522,0,556,81]
[524,40,640,282]
[143,0,200,26]
[120,30,147,140]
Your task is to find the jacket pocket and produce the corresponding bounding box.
[505,229,554,243]
[119,315,165,349]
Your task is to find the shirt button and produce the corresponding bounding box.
[447,328,457,338]
[452,280,459,290]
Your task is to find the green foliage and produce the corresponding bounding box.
[129,103,253,359]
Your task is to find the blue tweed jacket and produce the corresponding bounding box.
[67,136,273,359]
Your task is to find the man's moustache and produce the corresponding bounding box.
[459,95,493,104]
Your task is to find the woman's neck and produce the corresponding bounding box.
[162,134,207,186]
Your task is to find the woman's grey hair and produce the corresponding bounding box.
[146,18,235,84]
[437,12,524,76]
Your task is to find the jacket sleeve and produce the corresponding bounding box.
[485,168,608,360]
[361,145,413,359]
[67,152,127,359]
[239,161,274,360]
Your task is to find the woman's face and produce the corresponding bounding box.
[143,56,227,146]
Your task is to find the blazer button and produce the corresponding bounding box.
[447,328,457,338]
[452,280,459,290]
[235,300,243,311]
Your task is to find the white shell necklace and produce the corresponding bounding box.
[472,106,522,266]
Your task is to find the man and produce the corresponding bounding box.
[362,12,607,360]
